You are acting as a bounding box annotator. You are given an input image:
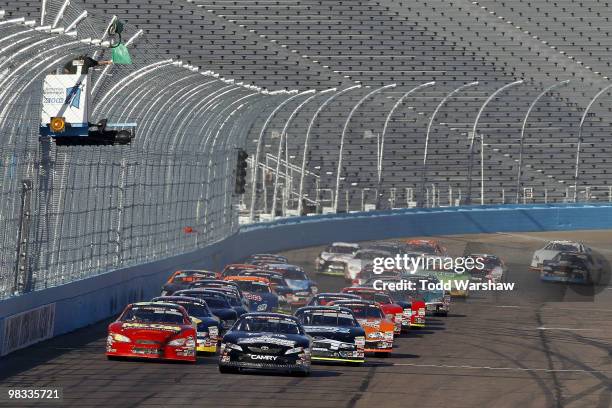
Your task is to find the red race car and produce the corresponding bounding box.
[106,302,197,363]
[341,287,403,334]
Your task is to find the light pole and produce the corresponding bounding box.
[378,81,436,209]
[297,85,361,215]
[248,90,308,221]
[334,83,396,212]
[466,80,523,205]
[271,88,335,218]
[573,83,612,202]
[421,81,478,207]
[516,80,569,203]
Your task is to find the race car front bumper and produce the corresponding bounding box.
[541,274,588,284]
[219,352,311,373]
[106,343,196,362]
[364,340,392,354]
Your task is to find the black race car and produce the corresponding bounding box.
[541,251,601,284]
[294,306,365,365]
[174,289,238,333]
[236,269,296,310]
[151,296,221,353]
[219,313,311,376]
[188,280,250,316]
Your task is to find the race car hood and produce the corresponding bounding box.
[533,249,561,263]
[356,318,394,334]
[110,322,187,342]
[393,300,412,310]
[379,303,403,315]
[303,325,365,343]
[224,331,310,351]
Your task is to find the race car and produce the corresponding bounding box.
[188,280,250,316]
[409,276,451,316]
[341,287,403,334]
[151,296,220,353]
[307,292,362,306]
[294,306,365,364]
[236,269,299,309]
[342,249,392,282]
[173,289,238,333]
[160,269,219,296]
[106,302,196,362]
[404,239,447,255]
[315,242,360,274]
[263,264,319,306]
[221,264,259,278]
[218,313,311,375]
[244,254,289,265]
[530,241,590,271]
[224,276,280,312]
[541,252,601,284]
[328,300,394,357]
[466,254,506,283]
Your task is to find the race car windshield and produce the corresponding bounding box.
[175,302,212,317]
[346,306,384,319]
[121,306,185,324]
[297,311,357,327]
[234,281,270,293]
[545,243,579,251]
[235,316,302,334]
[283,270,308,280]
[328,245,356,254]
[481,258,501,268]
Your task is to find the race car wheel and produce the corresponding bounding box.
[375,352,390,358]
[219,365,239,374]
[437,311,448,317]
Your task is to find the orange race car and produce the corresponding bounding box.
[223,276,282,313]
[328,299,394,357]
[341,287,403,334]
[404,239,447,256]
[160,269,219,296]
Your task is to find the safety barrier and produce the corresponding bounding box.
[2,203,612,355]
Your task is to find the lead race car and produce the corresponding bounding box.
[106,302,196,362]
[294,306,366,365]
[219,313,312,376]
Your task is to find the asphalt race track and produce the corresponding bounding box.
[1,230,612,408]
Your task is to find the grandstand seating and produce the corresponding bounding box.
[2,0,611,212]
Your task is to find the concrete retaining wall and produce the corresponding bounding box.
[2,203,611,354]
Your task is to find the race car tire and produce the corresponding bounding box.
[347,361,362,367]
[106,355,121,361]
[375,352,390,358]
[437,311,448,317]
[219,365,239,374]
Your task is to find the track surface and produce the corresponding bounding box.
[1,231,612,408]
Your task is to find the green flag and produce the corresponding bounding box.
[111,43,132,65]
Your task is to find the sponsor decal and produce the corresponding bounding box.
[305,326,350,333]
[249,354,278,361]
[122,323,181,332]
[238,336,296,347]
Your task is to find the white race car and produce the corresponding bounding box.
[530,241,590,271]
[315,242,360,275]
[343,249,392,282]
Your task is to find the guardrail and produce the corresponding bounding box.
[2,203,612,355]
